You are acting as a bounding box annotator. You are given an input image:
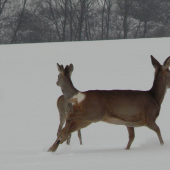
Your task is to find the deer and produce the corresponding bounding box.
[57,95,82,145]
[48,55,170,152]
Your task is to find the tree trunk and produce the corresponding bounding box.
[101,0,106,40]
[0,0,8,15]
[11,0,27,44]
[49,0,61,41]
[134,20,141,38]
[63,0,68,41]
[69,0,73,41]
[143,21,147,38]
[78,0,86,41]
[123,0,128,39]
[106,0,111,39]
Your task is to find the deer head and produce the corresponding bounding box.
[56,63,78,100]
[151,55,170,89]
[56,63,74,87]
[163,57,170,88]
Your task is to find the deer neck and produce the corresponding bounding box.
[150,72,167,105]
[61,78,79,101]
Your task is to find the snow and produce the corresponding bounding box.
[1,38,170,170]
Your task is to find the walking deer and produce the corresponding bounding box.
[48,55,170,152]
[57,95,82,145]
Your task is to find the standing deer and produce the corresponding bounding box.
[57,95,82,145]
[48,55,170,152]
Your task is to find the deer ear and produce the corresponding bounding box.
[163,56,170,69]
[151,55,161,69]
[57,63,60,71]
[65,64,74,76]
[69,64,74,74]
[57,63,64,73]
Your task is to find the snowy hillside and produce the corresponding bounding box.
[1,38,170,170]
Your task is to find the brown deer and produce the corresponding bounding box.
[48,55,170,152]
[57,95,82,145]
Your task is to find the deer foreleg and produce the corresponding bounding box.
[146,122,164,145]
[126,127,135,150]
[48,120,72,152]
[78,130,82,145]
[57,123,64,137]
[48,121,91,152]
[66,133,71,145]
[57,109,66,137]
[48,136,61,152]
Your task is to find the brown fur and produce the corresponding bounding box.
[48,56,170,152]
[56,96,82,145]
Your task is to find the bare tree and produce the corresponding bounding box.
[101,0,106,39]
[83,0,98,40]
[0,0,8,15]
[116,0,133,39]
[98,0,116,40]
[10,0,27,43]
[0,0,8,30]
[68,0,73,40]
[77,0,86,40]
[62,0,68,41]
[105,0,114,39]
[130,0,162,38]
[0,0,169,44]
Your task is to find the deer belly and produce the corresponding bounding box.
[102,117,144,127]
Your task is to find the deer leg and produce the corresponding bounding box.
[57,109,72,145]
[146,122,164,145]
[57,108,66,137]
[66,133,71,145]
[78,130,82,145]
[126,127,135,150]
[48,121,91,152]
[48,136,61,152]
[48,119,72,152]
[57,122,64,137]
[59,121,90,145]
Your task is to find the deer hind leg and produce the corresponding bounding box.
[65,130,82,145]
[48,119,72,152]
[57,106,66,137]
[65,102,73,145]
[66,133,71,145]
[60,121,90,145]
[65,122,90,146]
[48,121,91,152]
[126,127,135,150]
[57,104,72,145]
[78,130,82,145]
[57,120,65,137]
[146,122,164,145]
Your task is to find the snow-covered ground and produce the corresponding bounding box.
[1,38,170,170]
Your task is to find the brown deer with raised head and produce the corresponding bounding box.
[48,56,170,152]
[57,95,82,145]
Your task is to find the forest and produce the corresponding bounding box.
[0,0,170,44]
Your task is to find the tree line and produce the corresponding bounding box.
[0,0,170,44]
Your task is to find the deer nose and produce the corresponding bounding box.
[56,81,59,86]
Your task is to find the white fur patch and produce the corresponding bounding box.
[72,92,86,104]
